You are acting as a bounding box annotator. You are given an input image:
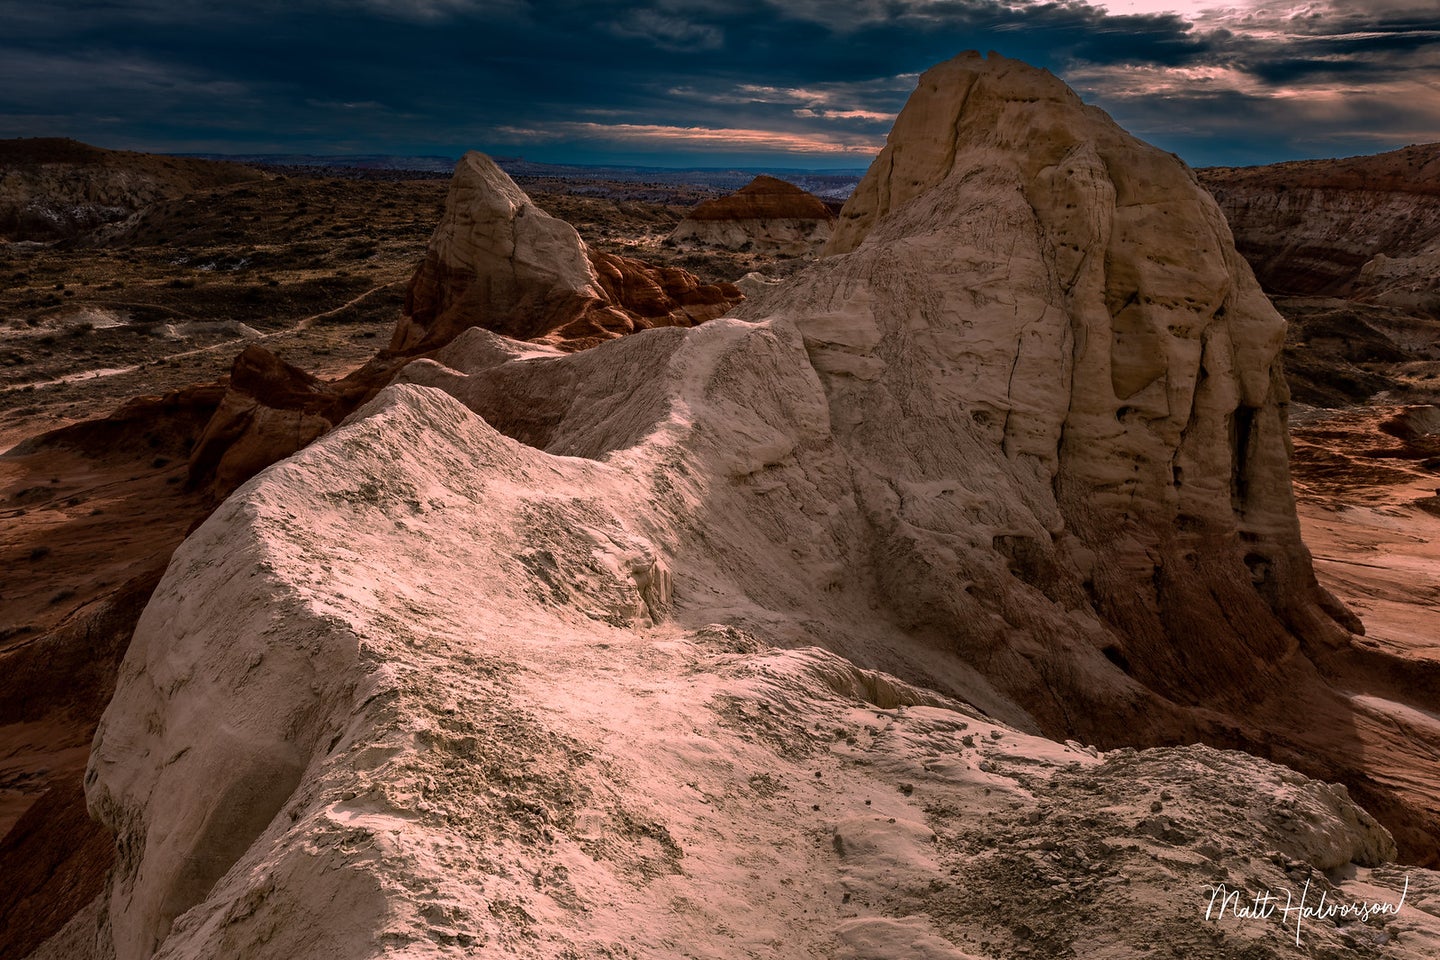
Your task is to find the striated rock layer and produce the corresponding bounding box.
[1200,143,1440,311]
[60,52,1440,960]
[668,175,836,255]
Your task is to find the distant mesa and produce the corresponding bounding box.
[668,174,836,255]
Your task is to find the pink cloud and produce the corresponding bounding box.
[491,121,884,155]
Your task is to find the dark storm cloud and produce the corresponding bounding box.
[1060,1,1440,164]
[0,0,1437,166]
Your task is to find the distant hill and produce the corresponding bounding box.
[1199,142,1440,406]
[0,138,262,242]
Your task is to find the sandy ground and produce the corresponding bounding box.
[1294,404,1440,661]
[1301,501,1440,663]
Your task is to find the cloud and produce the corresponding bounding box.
[490,120,883,156]
[0,0,1436,165]
[609,8,725,50]
[1052,0,1440,161]
[0,50,259,113]
[792,108,896,122]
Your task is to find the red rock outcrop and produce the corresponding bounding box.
[669,175,836,254]
[186,345,350,498]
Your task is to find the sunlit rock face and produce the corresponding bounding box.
[781,50,1346,728]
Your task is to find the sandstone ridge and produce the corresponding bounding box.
[51,52,1440,960]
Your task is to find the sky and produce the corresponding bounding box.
[1,0,1438,169]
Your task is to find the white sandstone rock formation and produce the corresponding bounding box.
[732,270,786,301]
[72,324,1439,959]
[393,152,742,354]
[392,151,603,352]
[59,52,1440,960]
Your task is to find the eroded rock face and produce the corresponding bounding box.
[393,152,743,353]
[393,151,603,351]
[1199,143,1440,309]
[0,138,259,241]
[791,53,1440,863]
[669,175,836,255]
[74,52,1440,960]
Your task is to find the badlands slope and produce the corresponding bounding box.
[28,53,1440,959]
[1200,144,1440,312]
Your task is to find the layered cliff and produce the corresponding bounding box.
[1200,143,1440,310]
